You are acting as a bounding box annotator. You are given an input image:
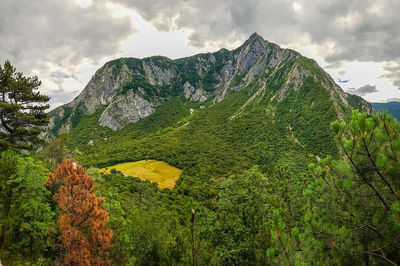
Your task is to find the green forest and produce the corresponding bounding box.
[1,55,400,266]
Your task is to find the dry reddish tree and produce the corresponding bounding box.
[46,159,112,265]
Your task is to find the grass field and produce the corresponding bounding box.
[100,160,182,188]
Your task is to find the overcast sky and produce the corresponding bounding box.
[1,0,400,109]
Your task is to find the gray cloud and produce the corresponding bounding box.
[50,71,76,81]
[50,72,74,79]
[0,0,133,71]
[346,84,378,96]
[298,0,400,63]
[386,98,400,102]
[0,0,134,107]
[114,0,400,61]
[114,0,298,47]
[381,63,400,88]
[47,87,81,110]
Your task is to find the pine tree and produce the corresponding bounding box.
[46,159,112,265]
[304,110,400,265]
[0,60,49,152]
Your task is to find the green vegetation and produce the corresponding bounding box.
[50,103,87,136]
[0,151,54,264]
[121,76,156,96]
[303,110,400,264]
[70,102,86,128]
[100,160,183,188]
[57,57,346,183]
[3,42,392,265]
[0,60,50,152]
[106,57,145,76]
[7,100,400,265]
[50,106,73,136]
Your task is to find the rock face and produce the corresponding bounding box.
[99,90,156,130]
[48,33,372,137]
[74,63,132,114]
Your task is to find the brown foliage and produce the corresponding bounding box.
[46,159,112,265]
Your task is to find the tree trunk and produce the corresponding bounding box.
[363,243,369,266]
[190,209,195,266]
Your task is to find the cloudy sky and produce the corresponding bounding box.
[1,0,400,109]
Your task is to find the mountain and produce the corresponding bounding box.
[371,102,400,120]
[45,33,372,182]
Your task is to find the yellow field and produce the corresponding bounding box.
[100,160,182,188]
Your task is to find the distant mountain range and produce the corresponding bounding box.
[370,102,400,120]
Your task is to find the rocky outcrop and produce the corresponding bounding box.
[73,63,132,114]
[183,82,209,102]
[99,90,157,130]
[183,81,195,99]
[191,87,209,102]
[235,33,269,73]
[142,60,176,86]
[278,63,309,101]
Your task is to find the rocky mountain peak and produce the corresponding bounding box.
[247,32,266,45]
[237,32,268,54]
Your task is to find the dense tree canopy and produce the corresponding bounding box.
[0,151,54,262]
[208,167,274,265]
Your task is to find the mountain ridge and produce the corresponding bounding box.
[370,101,400,120]
[48,32,372,136]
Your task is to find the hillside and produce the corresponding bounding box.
[371,101,400,120]
[44,33,373,193]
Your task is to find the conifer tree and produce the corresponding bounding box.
[305,110,400,265]
[46,159,112,265]
[0,60,49,152]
